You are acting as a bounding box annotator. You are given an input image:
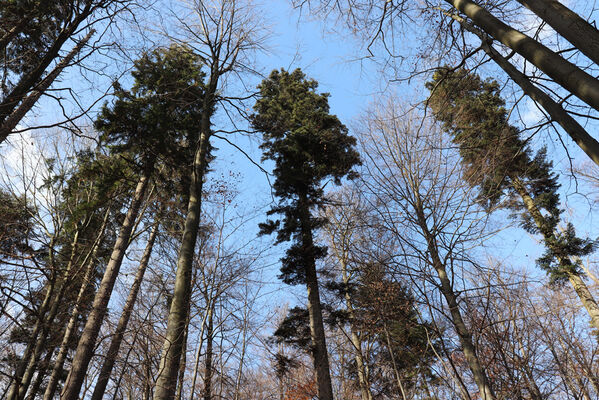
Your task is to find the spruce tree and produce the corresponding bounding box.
[426,69,599,329]
[251,68,360,400]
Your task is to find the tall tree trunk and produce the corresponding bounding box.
[511,177,599,330]
[454,16,599,167]
[61,160,153,400]
[153,77,216,400]
[414,201,496,400]
[515,0,599,67]
[202,305,214,400]
[445,0,599,112]
[42,209,111,400]
[299,198,334,400]
[189,301,210,400]
[338,255,372,400]
[7,228,81,400]
[90,216,160,400]
[175,308,191,400]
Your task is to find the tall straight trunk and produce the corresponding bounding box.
[515,0,599,67]
[7,228,81,400]
[445,0,599,112]
[90,216,160,400]
[414,202,496,400]
[511,177,599,330]
[0,30,94,143]
[25,348,53,400]
[455,16,599,167]
[175,309,191,400]
[43,209,111,400]
[299,198,334,400]
[202,305,214,400]
[61,160,153,400]
[189,302,210,400]
[153,77,216,400]
[338,255,372,400]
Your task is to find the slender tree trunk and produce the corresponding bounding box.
[7,228,81,400]
[512,177,599,330]
[25,348,53,400]
[455,16,599,167]
[190,305,210,400]
[299,197,334,400]
[175,309,190,400]
[61,160,153,400]
[202,305,214,400]
[0,30,94,143]
[414,202,496,400]
[90,216,160,400]
[445,0,599,112]
[382,322,408,400]
[153,77,215,400]
[515,0,599,67]
[338,256,372,400]
[42,209,110,400]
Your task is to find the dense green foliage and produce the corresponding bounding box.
[426,68,596,283]
[252,68,360,284]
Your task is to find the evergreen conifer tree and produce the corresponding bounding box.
[426,69,599,329]
[251,68,361,400]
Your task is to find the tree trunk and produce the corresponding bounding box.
[456,16,599,167]
[202,305,214,400]
[445,0,599,112]
[0,8,92,135]
[42,209,110,400]
[90,216,160,400]
[338,256,372,400]
[414,202,496,400]
[515,0,599,67]
[299,198,334,400]
[153,76,215,400]
[7,228,82,400]
[60,160,153,400]
[0,30,94,143]
[511,177,599,330]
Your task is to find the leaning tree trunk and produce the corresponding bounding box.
[511,177,599,330]
[515,0,599,67]
[0,30,94,143]
[89,215,160,400]
[445,0,599,112]
[414,201,496,400]
[454,16,599,167]
[60,159,154,400]
[299,198,334,400]
[42,209,111,400]
[153,77,216,400]
[7,228,82,400]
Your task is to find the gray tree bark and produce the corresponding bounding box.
[152,77,215,400]
[60,161,153,400]
[446,0,599,112]
[299,198,334,400]
[515,0,599,66]
[414,201,496,400]
[89,216,160,400]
